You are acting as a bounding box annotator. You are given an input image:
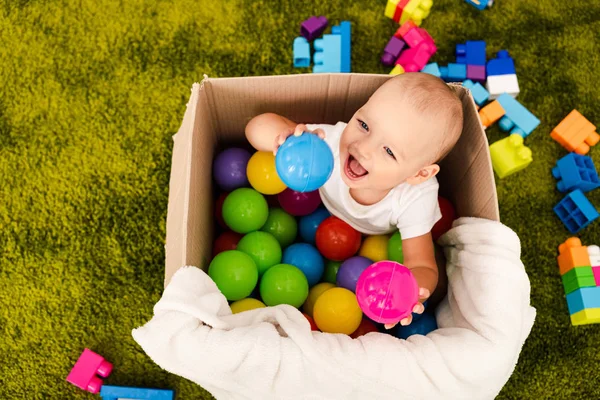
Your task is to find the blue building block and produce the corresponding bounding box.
[456,40,486,65]
[332,21,351,73]
[552,153,600,193]
[313,21,351,73]
[496,93,540,138]
[421,62,441,77]
[554,189,600,233]
[439,63,467,82]
[293,37,310,68]
[487,50,516,76]
[462,79,490,106]
[464,0,492,10]
[100,385,174,400]
[566,287,600,315]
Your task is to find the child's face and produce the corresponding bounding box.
[339,88,441,191]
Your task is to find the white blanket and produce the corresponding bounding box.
[132,217,536,400]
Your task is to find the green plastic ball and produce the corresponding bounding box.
[222,188,269,234]
[322,260,341,284]
[236,231,282,276]
[260,208,297,248]
[260,264,309,308]
[208,250,258,301]
[388,231,404,263]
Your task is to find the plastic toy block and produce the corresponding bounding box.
[589,245,600,267]
[421,62,441,77]
[478,99,505,128]
[554,190,600,233]
[487,50,516,76]
[100,385,174,400]
[496,93,540,138]
[400,25,435,49]
[396,44,436,72]
[313,34,341,73]
[462,79,490,107]
[465,0,493,10]
[551,110,599,155]
[395,20,418,39]
[552,153,600,193]
[566,287,600,315]
[456,40,486,65]
[440,63,467,82]
[386,0,411,22]
[332,21,351,73]
[390,64,405,76]
[66,349,113,394]
[300,16,328,41]
[562,266,595,294]
[557,237,592,275]
[400,0,433,26]
[381,36,407,66]
[570,308,600,326]
[466,65,486,83]
[489,134,533,179]
[293,37,310,68]
[593,266,600,286]
[486,74,520,99]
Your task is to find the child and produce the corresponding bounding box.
[245,73,464,327]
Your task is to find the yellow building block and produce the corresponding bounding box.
[489,134,533,179]
[570,308,600,326]
[389,64,405,76]
[385,0,400,19]
[400,0,433,26]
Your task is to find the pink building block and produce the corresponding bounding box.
[395,42,436,72]
[593,267,600,286]
[66,348,113,394]
[400,25,435,50]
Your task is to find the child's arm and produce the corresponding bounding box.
[245,113,325,153]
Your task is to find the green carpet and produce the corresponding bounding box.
[1,0,599,398]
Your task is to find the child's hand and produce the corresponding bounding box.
[384,287,430,330]
[272,124,326,155]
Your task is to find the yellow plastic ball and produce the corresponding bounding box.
[247,151,287,195]
[302,282,335,317]
[230,298,267,314]
[313,287,362,334]
[359,235,389,262]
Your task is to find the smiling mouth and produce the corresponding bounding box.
[345,154,369,180]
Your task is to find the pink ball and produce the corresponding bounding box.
[355,261,419,324]
[277,188,321,216]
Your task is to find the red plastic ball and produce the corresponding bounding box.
[303,313,319,331]
[315,216,362,261]
[212,231,243,256]
[215,192,229,229]
[277,188,321,216]
[431,196,457,241]
[350,318,379,338]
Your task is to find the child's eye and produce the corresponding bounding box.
[357,119,369,132]
[385,147,396,160]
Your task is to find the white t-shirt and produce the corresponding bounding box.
[307,122,442,239]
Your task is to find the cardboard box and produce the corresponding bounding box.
[164,73,499,286]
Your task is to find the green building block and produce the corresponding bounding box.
[489,134,533,179]
[562,266,596,294]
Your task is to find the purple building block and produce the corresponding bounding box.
[467,64,486,83]
[381,36,407,66]
[300,16,328,41]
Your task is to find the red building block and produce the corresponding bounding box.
[66,349,113,394]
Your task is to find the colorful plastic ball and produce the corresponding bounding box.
[213,148,251,191]
[303,313,319,331]
[350,318,380,338]
[260,264,309,308]
[222,188,268,233]
[315,216,362,261]
[387,231,404,264]
[313,287,363,334]
[358,235,389,262]
[215,192,228,229]
[277,188,321,217]
[275,133,334,192]
[299,208,330,244]
[212,231,243,256]
[336,256,372,293]
[356,261,419,324]
[322,260,341,284]
[247,151,287,195]
[208,250,258,301]
[282,243,325,286]
[260,208,298,248]
[431,196,457,241]
[236,231,282,276]
[230,298,266,314]
[302,282,335,317]
[394,312,437,340]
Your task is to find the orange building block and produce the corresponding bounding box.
[551,110,599,155]
[478,100,506,128]
[558,237,592,275]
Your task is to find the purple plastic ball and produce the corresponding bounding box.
[336,256,373,293]
[213,148,252,191]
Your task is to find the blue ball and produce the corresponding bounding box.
[299,208,330,244]
[275,134,334,192]
[282,243,325,286]
[393,312,437,340]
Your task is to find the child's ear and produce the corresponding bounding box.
[406,164,440,185]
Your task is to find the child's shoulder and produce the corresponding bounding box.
[306,121,346,148]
